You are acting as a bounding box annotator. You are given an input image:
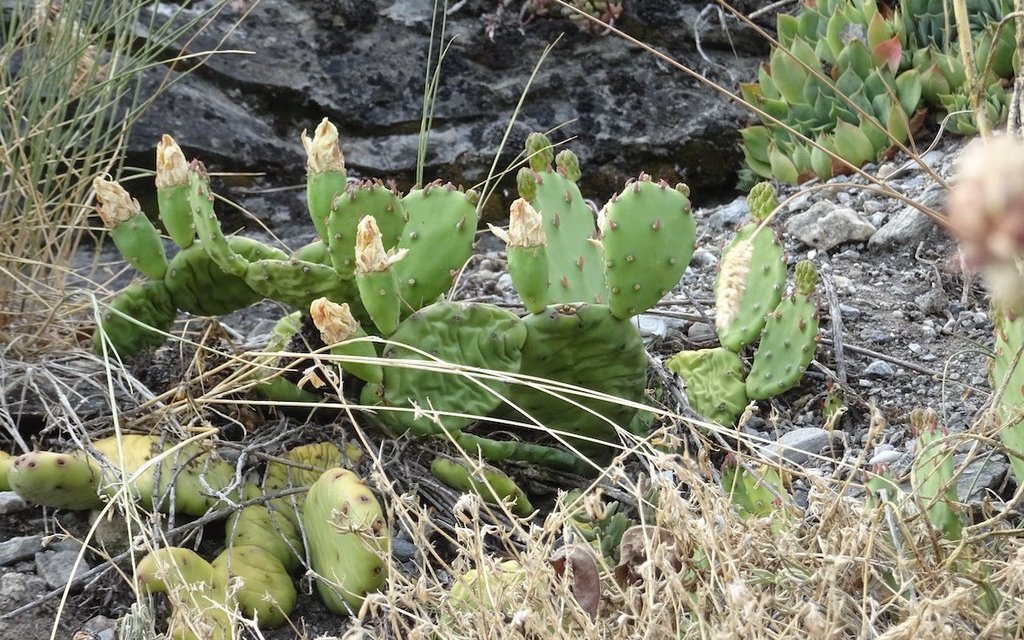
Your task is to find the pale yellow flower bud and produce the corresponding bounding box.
[310,298,359,345]
[155,135,189,189]
[93,177,141,228]
[301,118,345,174]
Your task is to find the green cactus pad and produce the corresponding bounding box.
[715,223,787,352]
[307,170,347,243]
[226,505,303,573]
[251,312,322,404]
[157,183,195,249]
[211,545,297,627]
[521,157,606,307]
[165,236,286,316]
[8,451,102,510]
[430,458,534,516]
[93,280,177,357]
[137,547,232,640]
[188,161,250,278]
[991,306,1024,486]
[243,259,356,311]
[745,286,819,401]
[600,176,695,319]
[302,468,389,614]
[356,267,401,336]
[109,213,168,280]
[291,239,332,265]
[502,304,646,462]
[507,244,549,314]
[327,181,406,280]
[665,348,749,427]
[370,302,526,436]
[910,409,962,541]
[394,183,478,311]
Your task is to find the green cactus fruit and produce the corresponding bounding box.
[747,182,779,222]
[746,260,820,400]
[369,301,526,436]
[354,215,403,335]
[164,236,287,317]
[503,304,645,462]
[327,180,406,281]
[302,468,389,614]
[525,131,556,172]
[519,138,606,307]
[714,215,786,352]
[393,182,478,311]
[7,451,103,510]
[226,505,303,573]
[137,547,233,640]
[94,177,168,280]
[303,118,348,242]
[91,435,239,516]
[992,305,1024,486]
[910,408,963,541]
[493,199,549,315]
[93,280,177,356]
[188,160,250,279]
[665,348,749,427]
[251,311,322,404]
[211,545,296,627]
[600,175,696,319]
[156,134,195,248]
[0,451,13,491]
[263,442,343,530]
[310,298,384,384]
[429,458,534,516]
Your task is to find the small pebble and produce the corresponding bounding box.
[0,492,28,514]
[908,342,922,354]
[35,549,91,590]
[687,322,715,341]
[863,360,895,379]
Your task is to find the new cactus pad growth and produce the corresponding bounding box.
[302,467,390,614]
[909,408,963,541]
[665,348,749,427]
[155,134,195,248]
[991,307,1024,485]
[430,458,534,516]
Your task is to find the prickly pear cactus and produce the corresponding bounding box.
[0,451,12,492]
[211,545,297,627]
[361,301,527,436]
[328,180,406,281]
[745,260,820,400]
[7,451,103,510]
[226,505,303,573]
[599,175,695,319]
[910,408,963,541]
[430,458,534,516]
[991,305,1024,486]
[302,467,390,614]
[137,547,234,640]
[665,348,749,427]
[714,188,787,352]
[93,281,177,356]
[502,303,646,461]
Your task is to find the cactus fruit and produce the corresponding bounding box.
[354,215,404,335]
[7,451,103,510]
[714,198,787,353]
[665,348,749,427]
[502,303,646,460]
[93,281,177,356]
[310,298,383,384]
[599,175,695,319]
[94,177,168,280]
[302,467,389,614]
[491,199,549,314]
[211,545,296,627]
[303,118,348,242]
[362,301,527,436]
[137,547,233,640]
[430,458,534,516]
[745,260,820,400]
[155,134,195,249]
[910,408,963,541]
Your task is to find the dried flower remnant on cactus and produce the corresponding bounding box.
[301,117,345,175]
[310,298,359,345]
[155,135,189,189]
[492,199,546,248]
[93,177,141,227]
[355,216,406,274]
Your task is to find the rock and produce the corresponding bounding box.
[704,197,749,230]
[0,536,43,567]
[0,571,47,601]
[0,492,28,514]
[690,247,718,268]
[869,205,937,248]
[687,322,715,341]
[76,615,117,640]
[786,202,876,251]
[761,427,832,465]
[956,455,1009,502]
[35,549,91,590]
[863,360,895,379]
[839,304,861,321]
[632,314,668,339]
[129,0,764,210]
[914,287,949,317]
